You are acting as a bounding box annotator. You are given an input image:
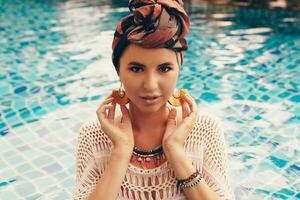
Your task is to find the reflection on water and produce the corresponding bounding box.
[0,0,299,199]
[189,0,300,11]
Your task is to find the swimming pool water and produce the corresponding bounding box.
[0,0,299,199]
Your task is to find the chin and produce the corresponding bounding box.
[138,105,161,113]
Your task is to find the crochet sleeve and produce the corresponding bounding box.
[200,115,235,200]
[71,123,101,200]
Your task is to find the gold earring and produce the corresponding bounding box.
[111,83,130,105]
[168,88,187,107]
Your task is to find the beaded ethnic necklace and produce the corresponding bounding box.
[130,144,165,169]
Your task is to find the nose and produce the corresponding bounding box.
[142,72,158,91]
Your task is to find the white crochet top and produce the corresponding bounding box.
[72,114,235,200]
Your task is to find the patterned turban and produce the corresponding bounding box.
[112,0,190,72]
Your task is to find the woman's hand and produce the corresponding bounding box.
[162,93,198,151]
[96,94,134,152]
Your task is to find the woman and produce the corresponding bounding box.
[72,0,235,199]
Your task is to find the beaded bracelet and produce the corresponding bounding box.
[182,173,202,188]
[176,170,202,188]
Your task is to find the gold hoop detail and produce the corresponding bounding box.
[168,88,187,107]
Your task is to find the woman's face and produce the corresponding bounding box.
[119,43,180,113]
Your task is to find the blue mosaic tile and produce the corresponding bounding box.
[200,92,221,102]
[11,122,25,129]
[0,128,9,136]
[254,115,262,120]
[232,94,244,100]
[278,188,295,196]
[269,156,288,168]
[248,94,257,100]
[290,95,300,103]
[0,179,16,187]
[0,0,299,199]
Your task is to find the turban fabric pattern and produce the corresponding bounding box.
[112,0,190,71]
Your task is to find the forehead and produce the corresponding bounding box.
[120,43,177,65]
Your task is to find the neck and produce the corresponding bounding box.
[128,103,170,134]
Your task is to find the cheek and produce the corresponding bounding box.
[123,79,136,92]
[160,75,178,96]
[121,77,140,100]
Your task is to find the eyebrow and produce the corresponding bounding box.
[127,61,174,67]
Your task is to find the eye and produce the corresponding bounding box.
[159,65,172,73]
[130,66,143,73]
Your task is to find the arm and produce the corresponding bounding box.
[90,95,134,199]
[164,146,221,200]
[164,115,235,200]
[87,147,132,200]
[163,93,233,199]
[72,124,132,200]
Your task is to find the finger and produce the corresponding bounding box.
[166,108,177,129]
[99,97,114,107]
[96,104,113,127]
[107,101,116,121]
[183,111,197,129]
[97,97,115,116]
[102,94,114,103]
[101,104,114,116]
[189,112,197,130]
[181,101,189,119]
[182,94,197,114]
[168,108,177,121]
[106,93,113,99]
[120,105,130,123]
